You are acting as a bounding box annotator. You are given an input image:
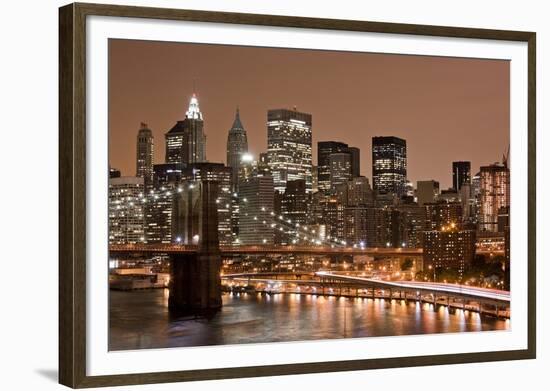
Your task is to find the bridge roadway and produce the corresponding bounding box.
[109,243,423,256]
[222,271,510,305]
[110,243,501,257]
[109,243,502,257]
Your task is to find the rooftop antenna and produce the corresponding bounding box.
[503,144,510,168]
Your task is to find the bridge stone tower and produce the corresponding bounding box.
[169,180,222,315]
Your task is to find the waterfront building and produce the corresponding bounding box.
[372,136,407,196]
[423,225,476,274]
[267,108,312,193]
[165,93,206,164]
[226,107,248,192]
[108,176,145,244]
[136,122,154,192]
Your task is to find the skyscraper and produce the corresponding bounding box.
[317,141,348,194]
[479,162,510,232]
[238,176,275,245]
[108,176,145,244]
[452,161,471,191]
[226,107,248,192]
[182,162,233,246]
[329,152,352,190]
[347,147,360,178]
[165,93,206,164]
[136,122,154,191]
[145,163,185,243]
[267,108,312,193]
[372,136,407,197]
[281,179,308,244]
[346,176,374,207]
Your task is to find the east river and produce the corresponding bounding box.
[109,289,509,351]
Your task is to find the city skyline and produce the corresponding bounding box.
[109,39,510,189]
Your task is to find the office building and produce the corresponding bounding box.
[165,93,206,164]
[108,176,145,244]
[347,147,360,178]
[145,163,185,243]
[182,162,233,246]
[479,162,510,232]
[136,122,154,191]
[346,176,374,207]
[281,179,308,244]
[226,107,248,192]
[267,108,312,193]
[238,175,275,245]
[329,152,352,190]
[372,136,407,196]
[452,161,471,191]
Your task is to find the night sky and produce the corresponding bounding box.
[108,39,509,189]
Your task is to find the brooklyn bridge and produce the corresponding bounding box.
[109,180,508,317]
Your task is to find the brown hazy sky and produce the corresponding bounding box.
[109,39,509,189]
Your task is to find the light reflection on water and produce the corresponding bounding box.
[109,289,509,351]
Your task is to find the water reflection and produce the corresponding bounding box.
[109,289,509,351]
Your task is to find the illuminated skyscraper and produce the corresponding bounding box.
[136,122,154,192]
[165,93,206,164]
[317,141,348,194]
[267,108,312,193]
[145,163,185,243]
[281,179,308,243]
[226,107,248,192]
[108,176,145,244]
[372,136,407,197]
[452,161,471,191]
[238,175,275,245]
[479,162,510,232]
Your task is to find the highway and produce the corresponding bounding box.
[316,271,510,303]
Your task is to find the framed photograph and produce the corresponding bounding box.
[59,2,536,388]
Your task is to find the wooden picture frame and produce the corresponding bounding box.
[59,2,536,388]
